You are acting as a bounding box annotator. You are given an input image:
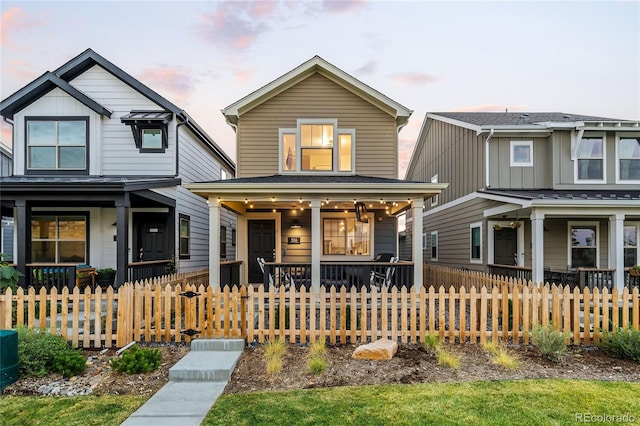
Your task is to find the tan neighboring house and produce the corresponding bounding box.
[402,112,640,290]
[187,56,446,290]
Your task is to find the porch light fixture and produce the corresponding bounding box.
[290,220,301,229]
[272,196,276,203]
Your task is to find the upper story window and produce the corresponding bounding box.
[280,119,354,173]
[617,135,640,182]
[27,117,88,173]
[121,111,171,153]
[430,175,439,207]
[575,136,605,182]
[510,141,533,167]
[179,214,190,260]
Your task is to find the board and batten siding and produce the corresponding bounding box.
[236,73,398,179]
[70,65,175,176]
[488,136,552,189]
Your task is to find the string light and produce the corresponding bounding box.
[245,198,248,204]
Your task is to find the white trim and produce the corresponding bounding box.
[470,221,483,264]
[510,140,533,167]
[337,128,356,173]
[567,221,600,268]
[488,220,525,266]
[278,128,296,174]
[424,191,529,217]
[430,230,438,261]
[573,133,606,184]
[615,132,640,184]
[426,113,482,133]
[623,222,640,267]
[430,174,439,207]
[320,211,374,260]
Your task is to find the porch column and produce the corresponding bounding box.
[237,215,247,285]
[609,213,625,290]
[311,199,321,291]
[209,196,221,289]
[530,210,545,284]
[15,199,28,287]
[115,195,130,287]
[411,198,424,291]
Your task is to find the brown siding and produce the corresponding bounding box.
[488,136,552,189]
[236,73,398,178]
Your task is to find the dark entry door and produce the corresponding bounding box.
[133,213,170,261]
[494,228,517,265]
[248,220,276,283]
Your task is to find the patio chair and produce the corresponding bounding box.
[369,256,398,290]
[257,257,274,287]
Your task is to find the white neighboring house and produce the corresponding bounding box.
[0,49,236,287]
[0,143,13,261]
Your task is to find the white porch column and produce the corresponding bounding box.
[237,215,248,285]
[530,210,545,284]
[311,199,321,291]
[209,196,221,288]
[412,198,424,291]
[609,213,625,290]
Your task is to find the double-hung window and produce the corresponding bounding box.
[470,222,482,263]
[280,119,354,173]
[576,136,604,182]
[569,223,598,268]
[31,215,87,263]
[27,118,88,173]
[220,226,227,259]
[617,136,640,182]
[430,231,438,261]
[179,214,190,259]
[624,224,638,268]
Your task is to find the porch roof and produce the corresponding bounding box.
[0,176,181,193]
[479,188,640,209]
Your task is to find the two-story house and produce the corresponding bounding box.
[186,56,446,290]
[0,49,236,288]
[403,112,640,290]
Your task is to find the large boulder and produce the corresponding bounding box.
[352,338,398,360]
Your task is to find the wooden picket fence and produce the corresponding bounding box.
[1,271,639,348]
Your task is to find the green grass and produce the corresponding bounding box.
[204,380,640,425]
[0,395,147,426]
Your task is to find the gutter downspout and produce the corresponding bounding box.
[484,128,495,188]
[225,116,239,178]
[175,113,188,177]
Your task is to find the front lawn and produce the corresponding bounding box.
[205,380,640,425]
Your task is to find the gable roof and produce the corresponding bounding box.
[222,55,413,128]
[0,71,112,120]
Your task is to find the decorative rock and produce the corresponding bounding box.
[352,338,398,360]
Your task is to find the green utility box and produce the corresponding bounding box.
[0,330,19,392]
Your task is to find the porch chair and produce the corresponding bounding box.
[257,257,292,291]
[369,256,398,290]
[257,258,274,287]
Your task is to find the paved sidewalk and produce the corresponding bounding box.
[121,339,244,426]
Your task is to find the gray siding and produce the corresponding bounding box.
[0,149,12,176]
[488,136,552,189]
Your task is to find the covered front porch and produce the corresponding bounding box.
[186,175,447,290]
[481,189,640,290]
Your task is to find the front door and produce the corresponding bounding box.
[494,228,517,265]
[248,220,276,283]
[133,213,170,261]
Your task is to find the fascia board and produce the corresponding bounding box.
[426,113,482,132]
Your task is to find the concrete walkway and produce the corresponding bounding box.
[121,339,244,426]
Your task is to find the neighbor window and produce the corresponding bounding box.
[322,216,370,256]
[618,136,640,181]
[280,119,354,173]
[179,214,190,259]
[31,215,87,263]
[624,224,638,268]
[27,118,87,172]
[569,223,598,267]
[231,229,236,247]
[431,175,439,207]
[510,141,533,167]
[470,222,482,263]
[430,231,438,261]
[220,226,227,259]
[576,136,604,181]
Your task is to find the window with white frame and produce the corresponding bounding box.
[431,174,439,207]
[576,136,604,181]
[280,119,354,173]
[27,118,88,172]
[470,222,482,263]
[322,216,370,256]
[510,140,533,167]
[31,215,87,263]
[617,136,640,181]
[179,214,190,259]
[430,231,438,261]
[220,226,227,259]
[624,224,638,268]
[569,223,598,267]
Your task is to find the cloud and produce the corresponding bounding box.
[355,60,377,75]
[138,66,196,105]
[0,122,13,147]
[392,72,438,86]
[1,6,45,48]
[449,104,528,113]
[321,0,366,13]
[3,58,39,81]
[233,67,257,84]
[198,1,273,50]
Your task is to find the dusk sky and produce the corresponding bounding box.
[1,0,639,177]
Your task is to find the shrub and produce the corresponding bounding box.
[597,328,640,362]
[436,347,461,369]
[308,355,327,375]
[491,347,520,370]
[264,339,286,375]
[52,349,87,377]
[17,327,72,377]
[0,256,23,293]
[531,324,570,362]
[266,356,283,375]
[111,345,162,374]
[309,339,326,357]
[423,334,440,354]
[481,340,499,355]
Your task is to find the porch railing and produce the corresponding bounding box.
[577,268,615,291]
[127,259,172,283]
[25,263,78,291]
[487,264,532,281]
[264,261,414,290]
[221,260,242,286]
